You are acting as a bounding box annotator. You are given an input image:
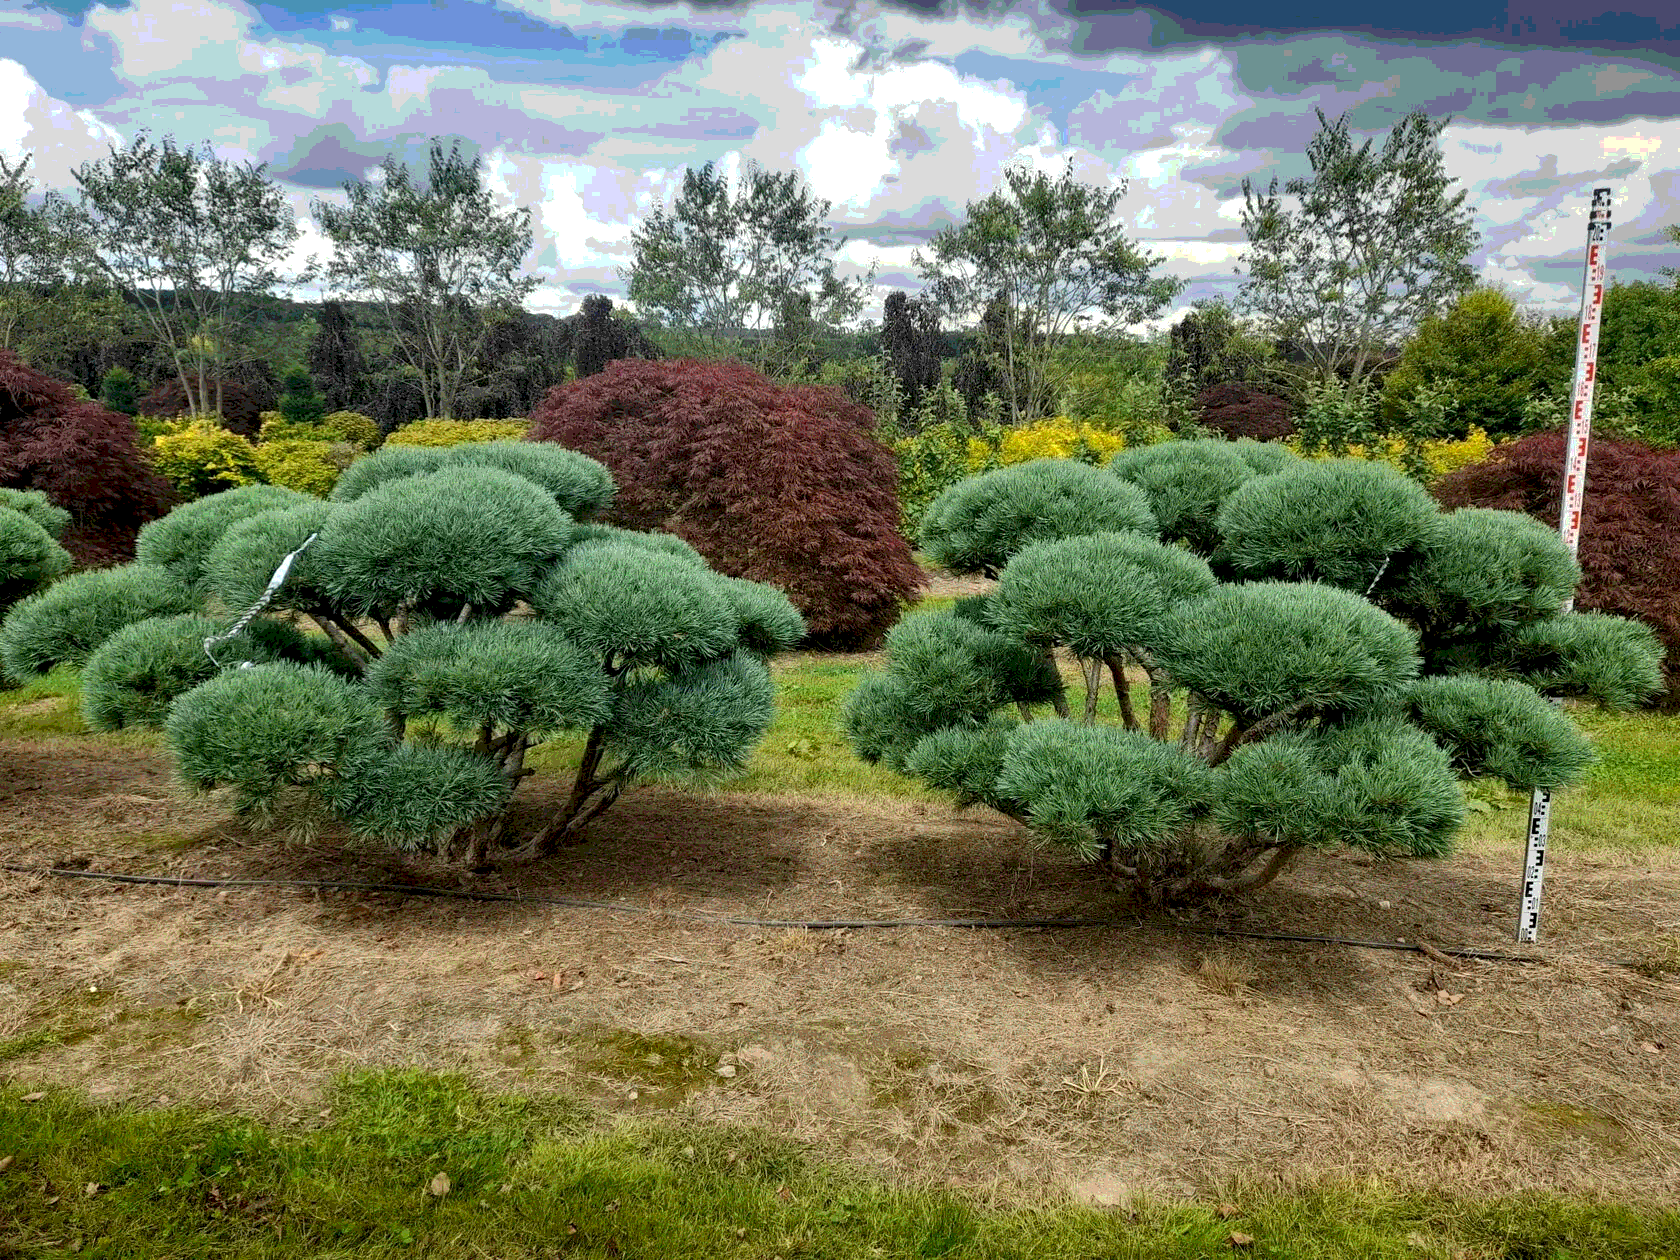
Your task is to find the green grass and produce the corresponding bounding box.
[2,1072,1675,1259]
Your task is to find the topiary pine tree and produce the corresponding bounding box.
[0,499,72,617]
[147,441,803,866]
[276,365,329,427]
[845,441,1664,904]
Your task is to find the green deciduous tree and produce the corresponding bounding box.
[1380,288,1551,438]
[621,159,876,369]
[1238,109,1479,392]
[61,130,316,423]
[844,444,1662,904]
[0,152,136,379]
[309,138,539,423]
[915,165,1183,426]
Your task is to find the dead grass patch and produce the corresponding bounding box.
[0,736,1677,1207]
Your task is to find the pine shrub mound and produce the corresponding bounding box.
[329,441,614,521]
[0,506,71,614]
[1,563,197,682]
[145,455,804,865]
[319,466,573,620]
[1110,439,1267,554]
[843,446,1662,904]
[0,488,72,540]
[1433,430,1680,707]
[80,613,320,731]
[136,484,312,595]
[919,459,1157,578]
[526,357,923,649]
[1216,458,1441,591]
[0,349,174,564]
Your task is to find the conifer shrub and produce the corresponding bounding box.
[80,613,324,730]
[526,358,923,649]
[147,419,264,497]
[0,349,175,565]
[1110,439,1284,554]
[1,563,197,681]
[0,505,71,614]
[258,410,382,452]
[0,488,72,540]
[152,454,802,865]
[252,438,350,497]
[844,450,1663,904]
[919,459,1156,579]
[1433,430,1680,706]
[136,484,311,596]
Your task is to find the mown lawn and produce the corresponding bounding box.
[2,1072,1676,1259]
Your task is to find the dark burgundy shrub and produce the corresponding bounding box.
[528,357,924,648]
[1434,429,1680,706]
[136,375,276,436]
[1194,383,1296,440]
[0,350,175,565]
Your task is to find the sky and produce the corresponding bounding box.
[2,0,1678,332]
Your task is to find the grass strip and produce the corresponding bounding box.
[1,1072,1676,1259]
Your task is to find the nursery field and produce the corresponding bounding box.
[1,580,1678,1257]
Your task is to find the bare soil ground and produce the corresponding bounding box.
[2,734,1677,1208]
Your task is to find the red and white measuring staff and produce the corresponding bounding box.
[1517,186,1612,946]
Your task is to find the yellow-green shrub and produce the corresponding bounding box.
[258,409,382,451]
[967,416,1129,472]
[892,421,982,535]
[148,419,262,497]
[385,418,530,447]
[252,439,351,497]
[1286,426,1498,482]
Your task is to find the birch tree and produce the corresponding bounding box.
[913,164,1182,425]
[63,130,315,420]
[1237,109,1479,392]
[309,139,539,422]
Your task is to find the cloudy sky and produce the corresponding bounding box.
[3,0,1677,331]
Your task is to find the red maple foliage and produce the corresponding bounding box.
[527,357,924,648]
[1194,383,1296,441]
[1433,429,1680,707]
[0,350,176,565]
[136,375,276,436]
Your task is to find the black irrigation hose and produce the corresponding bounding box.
[3,861,1626,967]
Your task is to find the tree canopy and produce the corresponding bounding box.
[621,159,875,369]
[309,138,540,423]
[915,164,1183,425]
[1238,109,1479,392]
[60,131,315,425]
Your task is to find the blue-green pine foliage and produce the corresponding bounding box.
[0,505,72,614]
[844,444,1663,903]
[134,442,803,861]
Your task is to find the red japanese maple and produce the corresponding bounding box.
[0,350,175,565]
[528,358,924,648]
[1434,429,1680,707]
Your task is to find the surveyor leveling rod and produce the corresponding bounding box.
[1517,186,1613,946]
